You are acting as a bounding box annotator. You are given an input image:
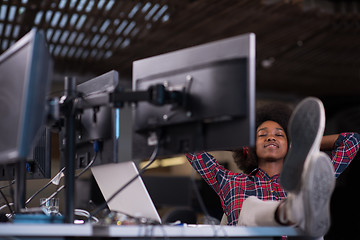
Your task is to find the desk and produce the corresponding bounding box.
[0,223,311,239]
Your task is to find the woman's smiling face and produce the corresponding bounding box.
[256,120,288,162]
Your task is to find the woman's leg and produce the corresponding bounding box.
[238,153,334,238]
[238,196,282,226]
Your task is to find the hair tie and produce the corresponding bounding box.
[242,146,249,158]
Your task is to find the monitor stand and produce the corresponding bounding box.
[14,159,26,212]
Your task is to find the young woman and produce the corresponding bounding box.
[186,98,360,237]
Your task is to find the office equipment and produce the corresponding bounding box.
[91,161,162,223]
[132,33,256,159]
[0,127,52,180]
[0,29,52,164]
[0,29,52,211]
[0,223,304,239]
[58,33,255,224]
[59,71,132,170]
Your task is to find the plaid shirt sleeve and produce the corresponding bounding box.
[185,152,239,198]
[331,132,360,178]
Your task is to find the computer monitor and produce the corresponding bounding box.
[0,29,53,164]
[59,70,132,169]
[132,33,256,159]
[0,127,52,180]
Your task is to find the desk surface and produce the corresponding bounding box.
[0,223,304,239]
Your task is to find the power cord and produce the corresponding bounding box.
[0,180,15,215]
[39,141,100,208]
[0,188,13,215]
[25,167,66,206]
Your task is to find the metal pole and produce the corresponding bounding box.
[14,159,26,213]
[64,76,76,224]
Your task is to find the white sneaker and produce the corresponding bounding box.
[279,97,335,237]
[280,97,325,192]
[283,152,335,237]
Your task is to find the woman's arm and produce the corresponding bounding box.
[328,132,360,178]
[320,134,340,151]
[185,152,239,194]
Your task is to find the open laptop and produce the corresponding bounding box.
[91,161,162,223]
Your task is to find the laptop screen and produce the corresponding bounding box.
[91,161,161,223]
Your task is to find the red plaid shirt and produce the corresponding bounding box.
[185,132,360,226]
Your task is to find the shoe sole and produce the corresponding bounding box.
[280,97,325,192]
[302,152,335,237]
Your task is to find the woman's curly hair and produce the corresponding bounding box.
[233,102,293,174]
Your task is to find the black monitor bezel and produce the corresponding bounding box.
[0,30,53,164]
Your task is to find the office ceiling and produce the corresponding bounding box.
[1,0,360,125]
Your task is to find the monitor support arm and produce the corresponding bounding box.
[112,84,187,108]
[73,83,186,110]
